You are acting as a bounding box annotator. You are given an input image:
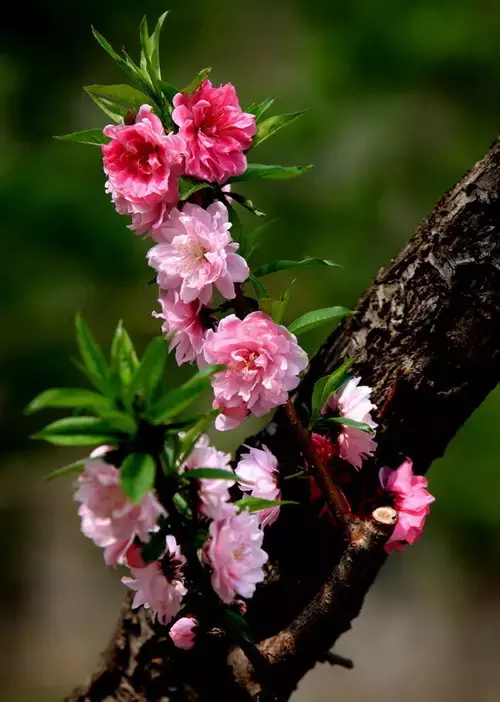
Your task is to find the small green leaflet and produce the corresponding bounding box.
[32,416,121,447]
[128,336,167,405]
[75,314,111,395]
[253,257,340,278]
[228,192,266,217]
[141,530,168,563]
[178,177,213,201]
[225,201,243,246]
[25,388,110,415]
[259,280,296,324]
[149,365,225,424]
[149,11,169,79]
[97,410,137,435]
[248,274,268,300]
[110,320,139,390]
[288,307,354,336]
[252,111,306,148]
[178,409,221,462]
[91,27,146,89]
[43,459,87,482]
[182,468,237,481]
[319,416,375,435]
[224,609,255,644]
[120,453,156,503]
[243,219,277,261]
[246,97,275,123]
[55,129,109,146]
[229,163,312,183]
[85,85,153,114]
[182,67,212,94]
[235,497,298,512]
[310,357,357,427]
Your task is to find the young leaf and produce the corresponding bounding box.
[310,357,356,425]
[243,219,277,261]
[178,409,221,462]
[228,192,266,217]
[259,280,296,324]
[120,452,156,503]
[141,529,168,563]
[86,91,127,122]
[225,200,243,246]
[149,365,225,424]
[55,129,109,146]
[252,111,306,148]
[288,306,354,336]
[246,97,275,123]
[25,388,111,415]
[75,314,111,395]
[129,336,168,404]
[110,320,139,390]
[182,468,237,481]
[97,410,137,435]
[178,177,213,201]
[43,459,86,482]
[150,11,169,78]
[91,27,140,83]
[33,416,120,447]
[182,67,212,94]
[160,81,178,103]
[248,273,268,300]
[224,610,255,644]
[319,416,375,434]
[229,163,312,183]
[85,85,152,112]
[253,257,340,278]
[235,497,298,512]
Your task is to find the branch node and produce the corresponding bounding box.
[372,506,398,530]
[321,650,354,669]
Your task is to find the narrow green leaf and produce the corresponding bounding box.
[141,530,168,563]
[25,388,110,415]
[150,11,169,78]
[97,410,137,435]
[178,177,213,201]
[246,97,275,123]
[160,81,178,103]
[178,409,221,462]
[183,468,237,481]
[252,111,306,148]
[319,416,375,434]
[243,219,277,261]
[75,314,111,394]
[288,306,354,336]
[33,416,120,447]
[253,257,340,278]
[129,337,168,404]
[110,320,139,391]
[85,85,152,112]
[229,163,312,183]
[226,200,243,246]
[259,280,296,324]
[149,365,225,424]
[229,192,266,217]
[310,357,357,426]
[55,129,109,146]
[224,610,255,644]
[86,91,127,122]
[43,459,87,482]
[120,453,156,503]
[248,274,268,300]
[91,27,124,64]
[182,67,212,94]
[235,497,298,512]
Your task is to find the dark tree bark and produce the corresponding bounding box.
[68,139,500,702]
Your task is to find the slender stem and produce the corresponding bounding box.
[284,399,351,526]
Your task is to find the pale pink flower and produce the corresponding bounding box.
[169,617,198,650]
[147,201,249,305]
[153,290,207,365]
[74,447,165,566]
[236,445,280,528]
[122,535,187,625]
[324,377,377,469]
[379,459,434,555]
[202,312,308,431]
[182,434,235,521]
[102,105,185,232]
[172,80,256,183]
[206,510,268,603]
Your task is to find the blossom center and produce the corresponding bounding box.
[161,552,184,583]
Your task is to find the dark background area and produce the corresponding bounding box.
[1,2,500,700]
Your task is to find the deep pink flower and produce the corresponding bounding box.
[102,105,185,232]
[147,202,248,304]
[153,290,207,365]
[202,312,308,431]
[169,617,198,650]
[182,434,235,521]
[379,459,435,555]
[122,535,187,625]
[172,80,256,183]
[206,510,268,603]
[324,377,377,469]
[74,447,165,566]
[236,445,281,528]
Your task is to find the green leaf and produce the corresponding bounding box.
[25,388,111,415]
[85,85,152,112]
[120,453,156,503]
[86,91,127,122]
[178,177,213,201]
[150,11,169,78]
[225,200,243,246]
[235,497,298,512]
[97,410,137,435]
[75,314,111,395]
[33,417,120,447]
[183,468,237,481]
[248,273,268,300]
[149,365,225,424]
[229,163,312,183]
[160,81,178,103]
[110,320,139,391]
[141,530,168,563]
[259,279,296,324]
[43,459,87,482]
[310,357,356,426]
[252,111,306,148]
[246,97,275,123]
[253,257,340,278]
[91,27,140,83]
[179,409,221,462]
[228,192,266,217]
[243,219,277,261]
[319,416,375,434]
[129,337,167,404]
[224,610,255,644]
[182,67,212,94]
[55,129,109,146]
[288,306,354,336]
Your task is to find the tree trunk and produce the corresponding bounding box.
[68,138,500,702]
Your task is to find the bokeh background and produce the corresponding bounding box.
[2,1,500,700]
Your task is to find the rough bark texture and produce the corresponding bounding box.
[68,139,500,702]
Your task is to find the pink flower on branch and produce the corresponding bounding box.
[153,290,207,365]
[122,535,187,625]
[147,202,249,305]
[206,510,268,603]
[202,312,308,431]
[172,80,256,183]
[379,459,435,554]
[169,617,199,650]
[236,445,281,528]
[324,377,377,469]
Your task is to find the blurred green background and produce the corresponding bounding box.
[2,1,500,700]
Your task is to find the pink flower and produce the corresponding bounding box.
[153,290,207,365]
[147,202,249,305]
[102,105,185,234]
[236,446,281,528]
[169,617,198,650]
[74,447,165,566]
[206,511,268,603]
[202,312,308,431]
[122,535,187,625]
[172,80,256,183]
[182,434,235,521]
[324,377,377,469]
[379,459,435,555]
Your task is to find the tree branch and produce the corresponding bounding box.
[67,139,500,702]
